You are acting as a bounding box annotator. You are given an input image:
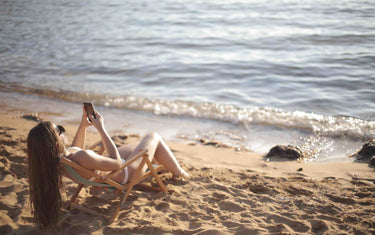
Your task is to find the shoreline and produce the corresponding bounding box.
[0,90,369,163]
[0,105,374,234]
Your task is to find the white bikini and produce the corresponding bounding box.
[67,147,129,185]
[119,158,129,184]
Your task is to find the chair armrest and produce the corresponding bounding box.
[103,149,148,180]
[61,157,104,181]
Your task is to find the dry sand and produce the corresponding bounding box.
[0,110,374,234]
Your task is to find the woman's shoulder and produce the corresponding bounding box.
[67,146,82,152]
[66,147,95,162]
[65,148,102,170]
[68,147,96,156]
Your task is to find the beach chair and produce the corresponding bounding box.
[60,147,168,223]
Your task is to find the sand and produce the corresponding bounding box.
[0,110,374,234]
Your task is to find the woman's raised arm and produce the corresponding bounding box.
[71,106,92,148]
[70,108,122,171]
[89,111,122,165]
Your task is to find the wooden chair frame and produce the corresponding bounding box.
[61,148,168,223]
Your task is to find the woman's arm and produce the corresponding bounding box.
[87,111,122,168]
[73,150,122,171]
[71,110,122,171]
[71,107,91,148]
[71,124,87,148]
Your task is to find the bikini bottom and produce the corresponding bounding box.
[89,159,129,185]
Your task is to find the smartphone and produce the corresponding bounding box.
[83,102,96,121]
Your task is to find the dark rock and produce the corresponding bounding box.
[112,135,128,143]
[264,145,304,160]
[199,138,229,148]
[22,113,42,122]
[370,157,375,167]
[351,139,375,162]
[114,135,128,140]
[248,183,270,194]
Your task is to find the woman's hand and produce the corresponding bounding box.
[72,106,94,148]
[89,111,105,131]
[80,106,93,128]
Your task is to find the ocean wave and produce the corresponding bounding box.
[1,83,374,140]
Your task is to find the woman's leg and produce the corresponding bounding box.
[153,134,186,177]
[121,132,164,182]
[117,142,139,160]
[119,132,187,182]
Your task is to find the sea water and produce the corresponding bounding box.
[1,0,374,161]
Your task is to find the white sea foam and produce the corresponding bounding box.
[2,82,373,141]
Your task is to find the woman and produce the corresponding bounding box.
[27,107,188,230]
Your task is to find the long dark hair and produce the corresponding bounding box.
[27,121,65,230]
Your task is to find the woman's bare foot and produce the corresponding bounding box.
[179,168,190,180]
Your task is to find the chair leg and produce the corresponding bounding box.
[109,191,128,223]
[66,184,84,209]
[144,158,168,193]
[108,157,147,223]
[153,173,168,192]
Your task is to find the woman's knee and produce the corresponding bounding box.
[118,143,138,159]
[144,132,161,141]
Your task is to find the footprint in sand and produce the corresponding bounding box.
[309,219,329,233]
[218,200,246,212]
[248,183,271,194]
[212,192,229,200]
[266,214,310,233]
[155,202,170,212]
